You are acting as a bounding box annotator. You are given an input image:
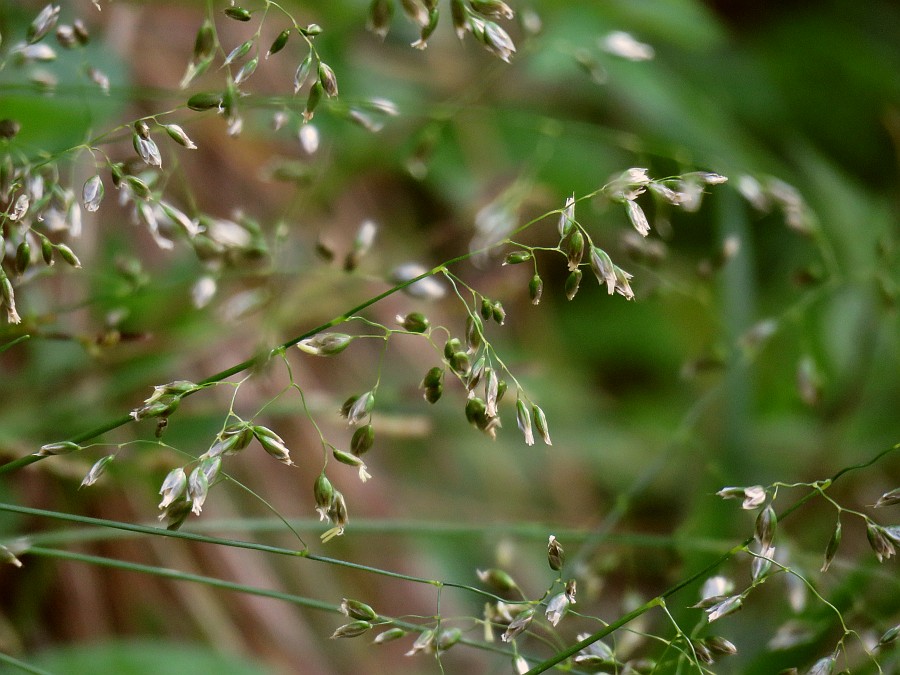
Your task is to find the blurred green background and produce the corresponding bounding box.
[1,0,898,673]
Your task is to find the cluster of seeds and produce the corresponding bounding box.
[367,0,520,61]
[706,481,900,671]
[5,4,109,92]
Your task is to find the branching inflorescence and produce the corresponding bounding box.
[0,2,897,674]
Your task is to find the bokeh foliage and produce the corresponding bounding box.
[1,0,898,673]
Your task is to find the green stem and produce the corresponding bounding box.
[0,502,511,604]
[0,334,30,354]
[26,544,337,612]
[0,651,53,675]
[22,545,517,659]
[17,513,735,554]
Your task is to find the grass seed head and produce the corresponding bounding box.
[547,535,564,571]
[82,175,104,211]
[367,0,394,40]
[436,627,462,652]
[187,465,209,515]
[529,273,543,305]
[866,521,896,562]
[330,621,372,639]
[351,424,375,456]
[820,520,841,573]
[477,568,518,592]
[318,62,339,98]
[341,598,378,621]
[755,505,777,549]
[80,455,115,488]
[224,7,252,22]
[565,269,583,300]
[397,311,430,333]
[37,441,80,457]
[405,628,436,656]
[373,627,406,644]
[253,425,295,465]
[267,30,291,58]
[533,404,551,445]
[158,467,187,509]
[314,473,334,520]
[27,4,61,45]
[545,592,569,627]
[501,607,534,642]
[875,487,900,508]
